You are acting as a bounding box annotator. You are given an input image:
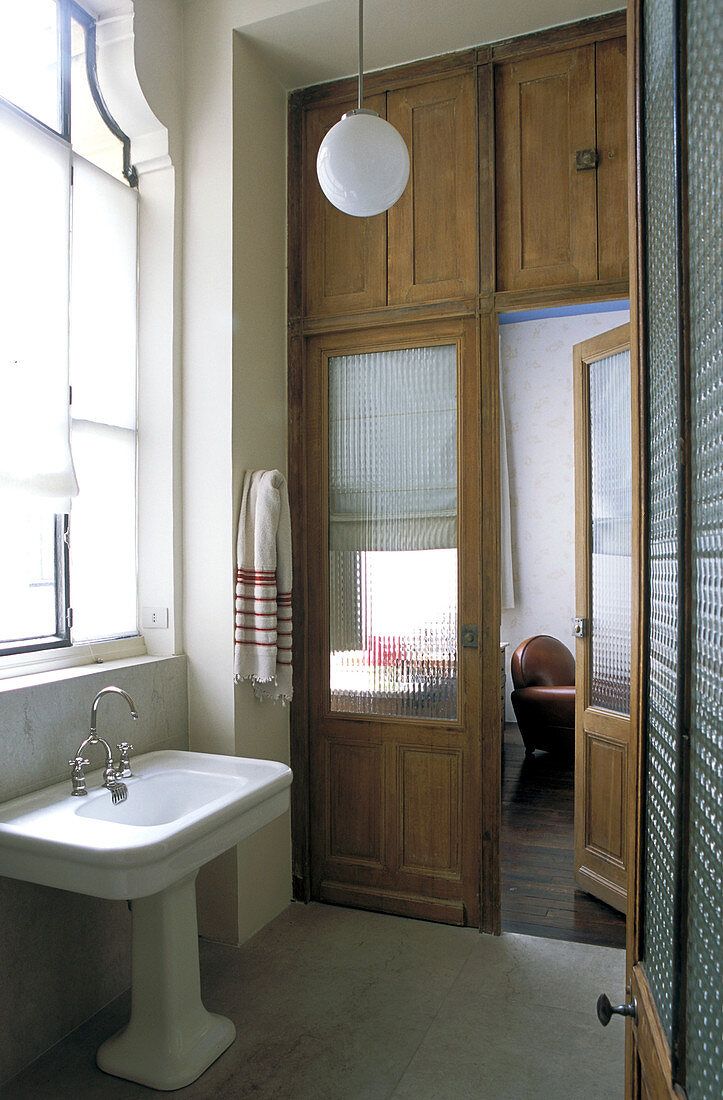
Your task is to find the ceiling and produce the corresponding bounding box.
[233,0,622,91]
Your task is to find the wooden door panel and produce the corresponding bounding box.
[596,37,629,280]
[398,747,462,877]
[315,726,472,921]
[495,47,598,290]
[387,74,477,304]
[584,730,626,863]
[303,95,387,317]
[327,740,384,865]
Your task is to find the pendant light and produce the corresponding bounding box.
[316,0,410,217]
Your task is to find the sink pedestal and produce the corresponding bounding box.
[97,871,236,1091]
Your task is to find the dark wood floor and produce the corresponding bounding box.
[501,724,626,948]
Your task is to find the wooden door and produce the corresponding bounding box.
[387,73,477,305]
[303,94,387,318]
[305,318,482,925]
[573,323,632,914]
[495,46,598,291]
[617,0,723,1092]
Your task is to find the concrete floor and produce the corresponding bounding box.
[2,902,626,1099]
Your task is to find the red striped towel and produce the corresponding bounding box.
[234,470,293,703]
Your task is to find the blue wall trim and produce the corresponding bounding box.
[498,300,630,325]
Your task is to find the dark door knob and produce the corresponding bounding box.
[597,993,637,1026]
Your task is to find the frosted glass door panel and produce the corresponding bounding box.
[686,0,723,1089]
[328,345,458,719]
[589,348,632,714]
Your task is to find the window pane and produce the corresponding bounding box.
[70,421,136,642]
[0,504,58,646]
[0,99,77,508]
[328,345,458,719]
[330,549,458,718]
[70,155,138,428]
[0,0,59,132]
[589,347,632,714]
[70,16,125,181]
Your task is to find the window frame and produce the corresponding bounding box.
[0,0,139,661]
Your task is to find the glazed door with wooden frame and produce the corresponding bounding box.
[306,318,482,927]
[573,323,632,915]
[619,0,723,1095]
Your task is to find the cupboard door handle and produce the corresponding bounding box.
[575,148,599,170]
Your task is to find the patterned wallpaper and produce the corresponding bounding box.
[500,309,630,721]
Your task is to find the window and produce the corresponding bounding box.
[327,344,459,719]
[0,0,138,658]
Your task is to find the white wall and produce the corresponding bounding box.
[180,1,292,944]
[500,307,629,720]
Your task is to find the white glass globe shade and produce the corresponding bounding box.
[317,110,410,217]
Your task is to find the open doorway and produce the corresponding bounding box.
[498,301,629,947]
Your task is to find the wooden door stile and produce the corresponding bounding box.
[480,309,501,933]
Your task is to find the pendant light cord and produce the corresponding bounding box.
[357,0,364,110]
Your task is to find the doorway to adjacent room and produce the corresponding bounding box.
[498,302,630,948]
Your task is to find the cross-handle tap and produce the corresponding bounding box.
[70,734,127,801]
[68,755,91,796]
[117,742,134,778]
[68,686,139,802]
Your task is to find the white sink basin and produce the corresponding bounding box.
[0,749,292,900]
[0,748,292,1091]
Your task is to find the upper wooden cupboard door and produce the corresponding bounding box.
[303,95,387,318]
[596,37,628,281]
[495,47,598,290]
[387,73,477,304]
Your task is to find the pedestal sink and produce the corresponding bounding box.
[0,750,292,1090]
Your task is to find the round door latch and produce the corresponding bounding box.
[597,993,637,1026]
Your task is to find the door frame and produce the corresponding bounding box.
[286,22,631,936]
[299,316,490,929]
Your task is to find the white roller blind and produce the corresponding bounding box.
[0,99,78,511]
[69,154,138,643]
[328,345,457,552]
[70,154,138,429]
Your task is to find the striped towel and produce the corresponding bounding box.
[234,469,293,703]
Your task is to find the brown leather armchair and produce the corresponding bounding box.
[510,635,575,756]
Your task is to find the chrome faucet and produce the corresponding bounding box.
[69,686,139,804]
[89,686,139,736]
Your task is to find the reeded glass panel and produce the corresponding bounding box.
[686,0,723,1094]
[0,0,59,132]
[589,348,632,714]
[642,0,679,1040]
[328,345,458,719]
